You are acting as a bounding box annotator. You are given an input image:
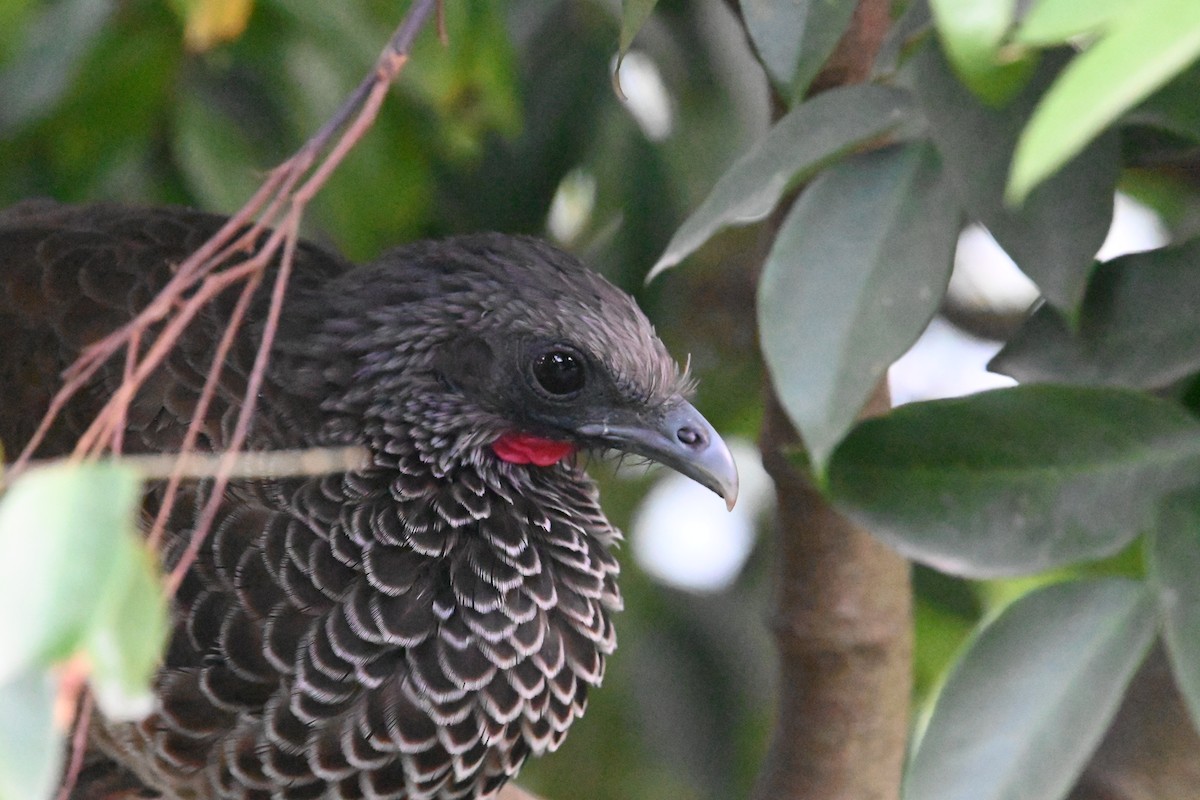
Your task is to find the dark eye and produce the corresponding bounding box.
[532,349,586,396]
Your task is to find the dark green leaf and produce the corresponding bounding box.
[828,386,1200,577]
[1148,489,1200,733]
[1009,0,1200,203]
[0,671,62,800]
[739,0,857,101]
[987,304,1099,384]
[873,0,931,79]
[913,43,1119,310]
[1127,61,1200,142]
[991,239,1200,388]
[905,579,1156,800]
[0,463,141,684]
[650,84,918,278]
[619,0,660,54]
[759,142,958,470]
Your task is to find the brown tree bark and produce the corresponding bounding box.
[750,2,913,799]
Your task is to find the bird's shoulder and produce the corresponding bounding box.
[0,202,350,457]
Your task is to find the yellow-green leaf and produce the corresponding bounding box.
[1009,0,1200,203]
[0,463,141,684]
[179,0,254,52]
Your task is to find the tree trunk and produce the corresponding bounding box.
[750,2,912,799]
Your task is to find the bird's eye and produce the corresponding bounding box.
[532,349,586,396]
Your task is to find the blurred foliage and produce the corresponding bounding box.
[14,0,1200,799]
[0,463,166,800]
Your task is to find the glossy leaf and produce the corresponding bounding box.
[759,142,958,470]
[1009,0,1200,203]
[739,0,857,100]
[0,671,62,800]
[905,579,1156,800]
[0,463,141,684]
[991,239,1200,388]
[1014,0,1126,47]
[929,0,1032,104]
[827,386,1200,577]
[619,0,660,54]
[650,84,917,279]
[913,43,1118,310]
[1148,489,1200,734]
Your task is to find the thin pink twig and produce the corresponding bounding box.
[166,213,301,595]
[54,690,93,800]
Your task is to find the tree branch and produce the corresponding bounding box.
[754,387,911,800]
[750,2,911,799]
[11,0,440,586]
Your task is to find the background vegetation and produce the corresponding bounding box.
[4,1,1200,799]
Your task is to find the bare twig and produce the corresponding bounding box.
[749,2,911,799]
[11,0,439,581]
[165,224,300,595]
[54,690,92,800]
[24,6,439,784]
[146,271,263,550]
[7,445,370,485]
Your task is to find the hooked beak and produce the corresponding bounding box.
[578,400,739,510]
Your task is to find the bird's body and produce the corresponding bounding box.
[0,202,736,800]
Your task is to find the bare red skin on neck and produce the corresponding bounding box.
[491,432,575,467]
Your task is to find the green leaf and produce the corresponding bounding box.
[86,535,167,721]
[913,44,1119,310]
[905,579,1156,800]
[1009,0,1200,204]
[0,463,142,684]
[649,84,918,279]
[176,0,254,51]
[991,239,1200,388]
[986,305,1098,385]
[928,0,1033,104]
[827,386,1200,577]
[1014,0,1127,47]
[0,671,62,800]
[618,0,660,54]
[759,143,958,470]
[739,0,857,101]
[1148,489,1200,733]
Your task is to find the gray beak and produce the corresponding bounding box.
[579,399,739,510]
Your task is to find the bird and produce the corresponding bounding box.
[0,200,738,800]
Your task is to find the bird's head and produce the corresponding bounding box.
[286,233,738,509]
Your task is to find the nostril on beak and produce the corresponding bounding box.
[676,424,708,448]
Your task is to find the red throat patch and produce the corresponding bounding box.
[491,432,576,467]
